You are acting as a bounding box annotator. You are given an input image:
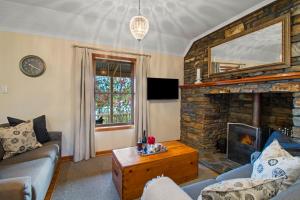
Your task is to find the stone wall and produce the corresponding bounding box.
[228,93,293,130]
[184,0,300,84]
[181,0,300,151]
[181,89,228,150]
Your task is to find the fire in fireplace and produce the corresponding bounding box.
[240,134,255,146]
[227,123,261,164]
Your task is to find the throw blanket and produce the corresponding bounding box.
[141,176,193,200]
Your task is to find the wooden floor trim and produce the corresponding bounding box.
[44,160,62,200]
[60,150,113,162]
[60,155,73,162]
[96,150,113,156]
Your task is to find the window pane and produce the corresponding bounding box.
[113,77,132,93]
[113,94,132,124]
[95,93,111,125]
[95,76,110,93]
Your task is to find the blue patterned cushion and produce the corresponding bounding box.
[251,140,300,191]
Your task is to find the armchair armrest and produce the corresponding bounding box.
[216,164,253,182]
[142,177,192,200]
[0,177,32,200]
[251,151,261,164]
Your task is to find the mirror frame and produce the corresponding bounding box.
[208,14,291,77]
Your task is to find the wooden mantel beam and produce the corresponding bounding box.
[180,72,300,89]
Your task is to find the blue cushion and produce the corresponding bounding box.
[264,131,300,153]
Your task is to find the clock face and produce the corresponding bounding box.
[19,55,46,77]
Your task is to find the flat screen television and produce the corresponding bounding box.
[147,78,179,100]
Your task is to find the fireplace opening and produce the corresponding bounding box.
[227,123,261,164]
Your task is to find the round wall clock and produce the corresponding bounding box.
[19,55,46,77]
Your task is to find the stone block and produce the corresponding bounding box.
[292,24,300,36]
[293,15,300,25]
[293,117,300,126]
[208,88,230,94]
[289,65,300,71]
[225,23,245,38]
[272,82,300,92]
[294,98,300,107]
[292,4,300,16]
[184,57,195,63]
[293,126,300,137]
[293,92,300,97]
[293,108,300,116]
[292,42,300,57]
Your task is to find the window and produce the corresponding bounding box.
[94,57,134,127]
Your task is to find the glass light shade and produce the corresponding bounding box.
[129,15,149,41]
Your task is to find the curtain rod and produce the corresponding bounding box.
[73,45,151,58]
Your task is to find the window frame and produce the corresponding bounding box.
[93,54,136,129]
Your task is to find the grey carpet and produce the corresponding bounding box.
[52,155,217,200]
[52,156,119,200]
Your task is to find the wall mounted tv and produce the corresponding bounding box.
[147,78,179,100]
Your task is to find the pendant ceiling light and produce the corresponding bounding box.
[129,0,149,41]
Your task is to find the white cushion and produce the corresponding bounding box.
[251,139,300,191]
[0,121,42,159]
[199,178,283,200]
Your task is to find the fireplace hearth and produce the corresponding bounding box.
[227,123,261,164]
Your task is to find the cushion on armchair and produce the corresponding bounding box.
[199,178,283,200]
[251,140,300,191]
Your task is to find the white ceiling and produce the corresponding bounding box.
[0,0,274,56]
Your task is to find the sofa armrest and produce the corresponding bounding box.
[0,177,32,200]
[216,164,253,182]
[48,131,62,142]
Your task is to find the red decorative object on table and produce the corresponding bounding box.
[147,136,155,145]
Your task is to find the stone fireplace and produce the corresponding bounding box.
[180,82,299,153]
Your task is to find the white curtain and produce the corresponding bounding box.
[135,56,151,140]
[74,47,96,162]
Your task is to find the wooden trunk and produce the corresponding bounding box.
[112,141,198,200]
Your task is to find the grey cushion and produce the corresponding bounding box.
[0,157,55,200]
[0,176,31,200]
[216,164,253,182]
[182,179,218,200]
[0,141,59,166]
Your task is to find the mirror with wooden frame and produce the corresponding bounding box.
[208,14,290,76]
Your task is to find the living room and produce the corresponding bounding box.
[1,0,300,200]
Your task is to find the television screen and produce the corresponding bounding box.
[147,78,179,100]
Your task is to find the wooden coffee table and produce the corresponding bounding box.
[112,141,198,200]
